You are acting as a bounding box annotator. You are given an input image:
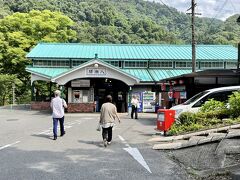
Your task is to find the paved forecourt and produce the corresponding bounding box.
[0,109,189,180]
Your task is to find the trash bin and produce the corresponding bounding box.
[156,109,175,136]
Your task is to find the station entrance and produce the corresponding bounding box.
[67,78,129,113]
[91,78,129,112]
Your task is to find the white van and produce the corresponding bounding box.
[170,86,240,118]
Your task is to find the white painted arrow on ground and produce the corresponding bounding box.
[118,135,152,173]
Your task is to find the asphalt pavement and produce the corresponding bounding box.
[0,109,239,180]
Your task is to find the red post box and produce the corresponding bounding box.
[156,109,175,136]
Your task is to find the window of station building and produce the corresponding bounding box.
[175,61,193,68]
[72,90,90,103]
[175,61,200,69]
[200,62,224,69]
[72,60,87,67]
[226,61,237,69]
[105,61,119,67]
[33,60,69,67]
[124,61,148,68]
[51,60,69,67]
[149,61,173,68]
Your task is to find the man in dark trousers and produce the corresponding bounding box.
[50,90,67,140]
[131,95,139,119]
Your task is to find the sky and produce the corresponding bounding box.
[146,0,240,21]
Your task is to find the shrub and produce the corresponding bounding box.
[228,91,240,118]
[168,96,240,135]
[200,99,227,112]
[168,122,204,135]
[199,99,229,119]
[177,112,197,125]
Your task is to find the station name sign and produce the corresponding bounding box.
[86,67,106,76]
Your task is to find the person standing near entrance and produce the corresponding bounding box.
[131,95,139,119]
[50,90,67,140]
[99,95,120,147]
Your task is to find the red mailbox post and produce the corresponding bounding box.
[156,109,175,136]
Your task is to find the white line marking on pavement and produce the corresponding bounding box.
[118,135,126,143]
[118,135,130,147]
[37,130,50,135]
[64,125,72,129]
[0,141,20,151]
[118,135,152,173]
[35,120,85,136]
[81,117,93,120]
[123,147,152,173]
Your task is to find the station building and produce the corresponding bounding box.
[26,43,238,112]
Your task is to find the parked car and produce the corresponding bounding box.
[170,86,240,118]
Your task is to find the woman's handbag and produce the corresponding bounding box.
[96,123,101,131]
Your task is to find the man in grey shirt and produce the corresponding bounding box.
[50,90,67,140]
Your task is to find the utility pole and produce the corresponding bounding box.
[237,16,240,71]
[187,0,201,72]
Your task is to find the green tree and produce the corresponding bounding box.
[0,74,22,105]
[0,10,77,79]
[0,10,77,104]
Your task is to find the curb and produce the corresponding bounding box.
[231,170,240,180]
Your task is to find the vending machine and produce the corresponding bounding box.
[142,91,156,112]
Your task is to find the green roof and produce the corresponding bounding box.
[26,66,194,82]
[122,69,153,81]
[149,69,192,81]
[26,67,70,78]
[27,43,237,60]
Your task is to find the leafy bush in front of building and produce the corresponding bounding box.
[168,111,205,135]
[228,91,240,118]
[199,99,229,120]
[177,112,197,125]
[168,122,204,135]
[168,98,239,136]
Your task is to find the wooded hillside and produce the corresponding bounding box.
[0,0,239,105]
[1,0,239,45]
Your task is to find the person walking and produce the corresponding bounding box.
[99,95,120,147]
[50,90,67,140]
[131,95,139,119]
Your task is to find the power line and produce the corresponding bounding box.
[158,0,178,17]
[213,0,229,19]
[207,0,228,27]
[229,0,237,13]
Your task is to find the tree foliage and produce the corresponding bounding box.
[0,0,239,105]
[0,10,77,104]
[0,74,22,105]
[2,0,239,45]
